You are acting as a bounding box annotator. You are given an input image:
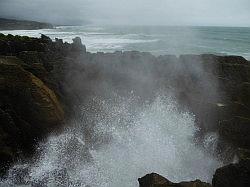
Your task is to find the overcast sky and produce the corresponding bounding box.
[0,0,250,26]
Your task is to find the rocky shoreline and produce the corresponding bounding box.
[0,18,53,30]
[0,33,250,186]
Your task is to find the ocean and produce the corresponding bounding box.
[1,25,250,59]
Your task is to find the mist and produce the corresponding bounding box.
[0,0,250,26]
[0,51,223,186]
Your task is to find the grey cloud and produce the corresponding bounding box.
[0,0,250,26]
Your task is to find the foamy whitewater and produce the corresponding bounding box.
[0,94,221,187]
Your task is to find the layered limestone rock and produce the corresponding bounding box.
[0,56,64,175]
[0,57,64,128]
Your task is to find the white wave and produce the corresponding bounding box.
[0,27,158,52]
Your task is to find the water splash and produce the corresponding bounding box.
[1,94,221,186]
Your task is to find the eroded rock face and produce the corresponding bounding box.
[138,173,212,187]
[0,57,64,129]
[0,56,64,174]
[212,159,250,187]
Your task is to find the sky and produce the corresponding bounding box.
[0,0,250,26]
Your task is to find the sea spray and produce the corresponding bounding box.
[1,94,221,186]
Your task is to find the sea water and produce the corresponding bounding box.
[1,25,250,59]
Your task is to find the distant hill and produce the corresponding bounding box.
[0,18,53,30]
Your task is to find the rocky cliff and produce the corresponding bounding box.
[0,33,249,185]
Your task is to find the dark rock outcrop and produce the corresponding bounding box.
[0,57,64,129]
[139,165,250,187]
[72,37,86,52]
[0,55,65,175]
[219,117,250,148]
[212,159,250,187]
[0,34,89,175]
[138,173,212,187]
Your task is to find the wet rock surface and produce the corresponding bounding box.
[0,33,250,184]
[138,173,212,187]
[0,57,64,128]
[212,159,250,187]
